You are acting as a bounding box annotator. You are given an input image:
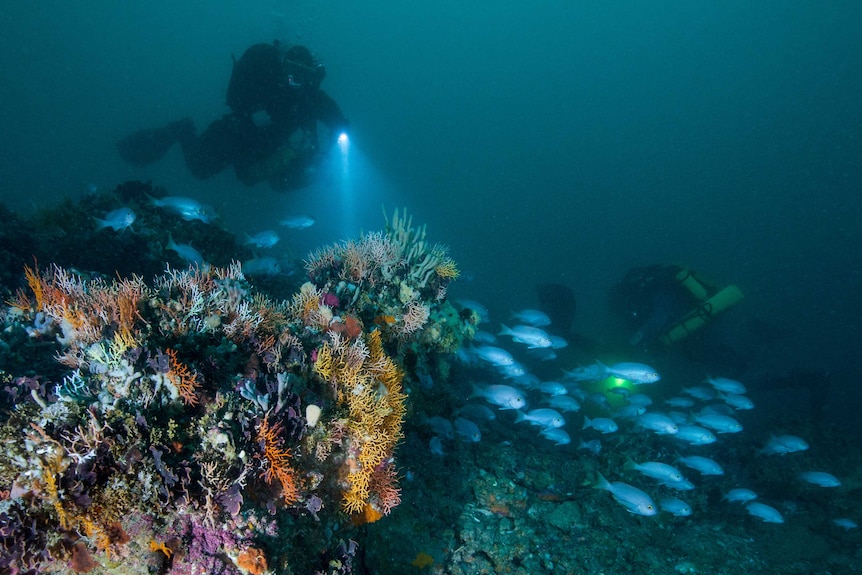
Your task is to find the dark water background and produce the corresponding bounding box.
[2,2,861,429]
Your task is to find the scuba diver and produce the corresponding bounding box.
[117,42,349,191]
[608,264,744,350]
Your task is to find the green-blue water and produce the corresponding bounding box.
[1,2,860,573]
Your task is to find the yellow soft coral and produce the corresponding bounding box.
[313,329,406,516]
[312,339,334,382]
[434,259,460,280]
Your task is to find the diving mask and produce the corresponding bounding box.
[284,58,326,89]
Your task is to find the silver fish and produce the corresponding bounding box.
[705,376,747,395]
[723,488,758,503]
[676,455,724,476]
[469,383,526,410]
[537,381,567,396]
[660,498,692,517]
[673,425,717,445]
[244,230,280,248]
[682,385,717,401]
[693,413,743,434]
[511,309,551,327]
[599,361,661,384]
[578,439,602,454]
[528,347,557,361]
[798,471,841,487]
[429,436,445,456]
[833,518,858,530]
[627,393,653,407]
[594,472,657,516]
[94,207,136,231]
[659,478,696,491]
[720,393,755,410]
[758,434,809,455]
[664,396,695,409]
[539,428,571,446]
[453,417,482,442]
[279,214,316,229]
[637,413,679,435]
[149,194,217,223]
[456,403,496,421]
[514,408,565,429]
[496,361,526,379]
[582,416,618,434]
[563,363,607,382]
[166,233,206,266]
[624,459,685,483]
[543,395,581,413]
[425,416,454,439]
[473,346,515,366]
[498,324,552,349]
[473,330,497,344]
[745,502,784,523]
[614,404,647,420]
[586,393,610,410]
[510,372,540,389]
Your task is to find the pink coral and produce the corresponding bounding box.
[369,462,402,515]
[321,292,340,307]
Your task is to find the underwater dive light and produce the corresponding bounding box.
[337,131,353,234]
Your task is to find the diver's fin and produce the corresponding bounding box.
[117,119,195,166]
[536,283,577,332]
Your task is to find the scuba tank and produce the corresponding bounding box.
[659,282,744,346]
[675,268,709,301]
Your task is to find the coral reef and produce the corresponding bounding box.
[0,205,474,574]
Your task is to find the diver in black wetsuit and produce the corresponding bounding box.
[608,263,746,373]
[117,42,349,191]
[609,265,693,348]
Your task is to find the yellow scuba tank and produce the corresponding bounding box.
[675,268,709,301]
[659,284,744,345]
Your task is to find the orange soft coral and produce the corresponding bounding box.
[236,547,268,574]
[6,262,43,312]
[165,348,201,406]
[329,314,363,339]
[256,413,300,504]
